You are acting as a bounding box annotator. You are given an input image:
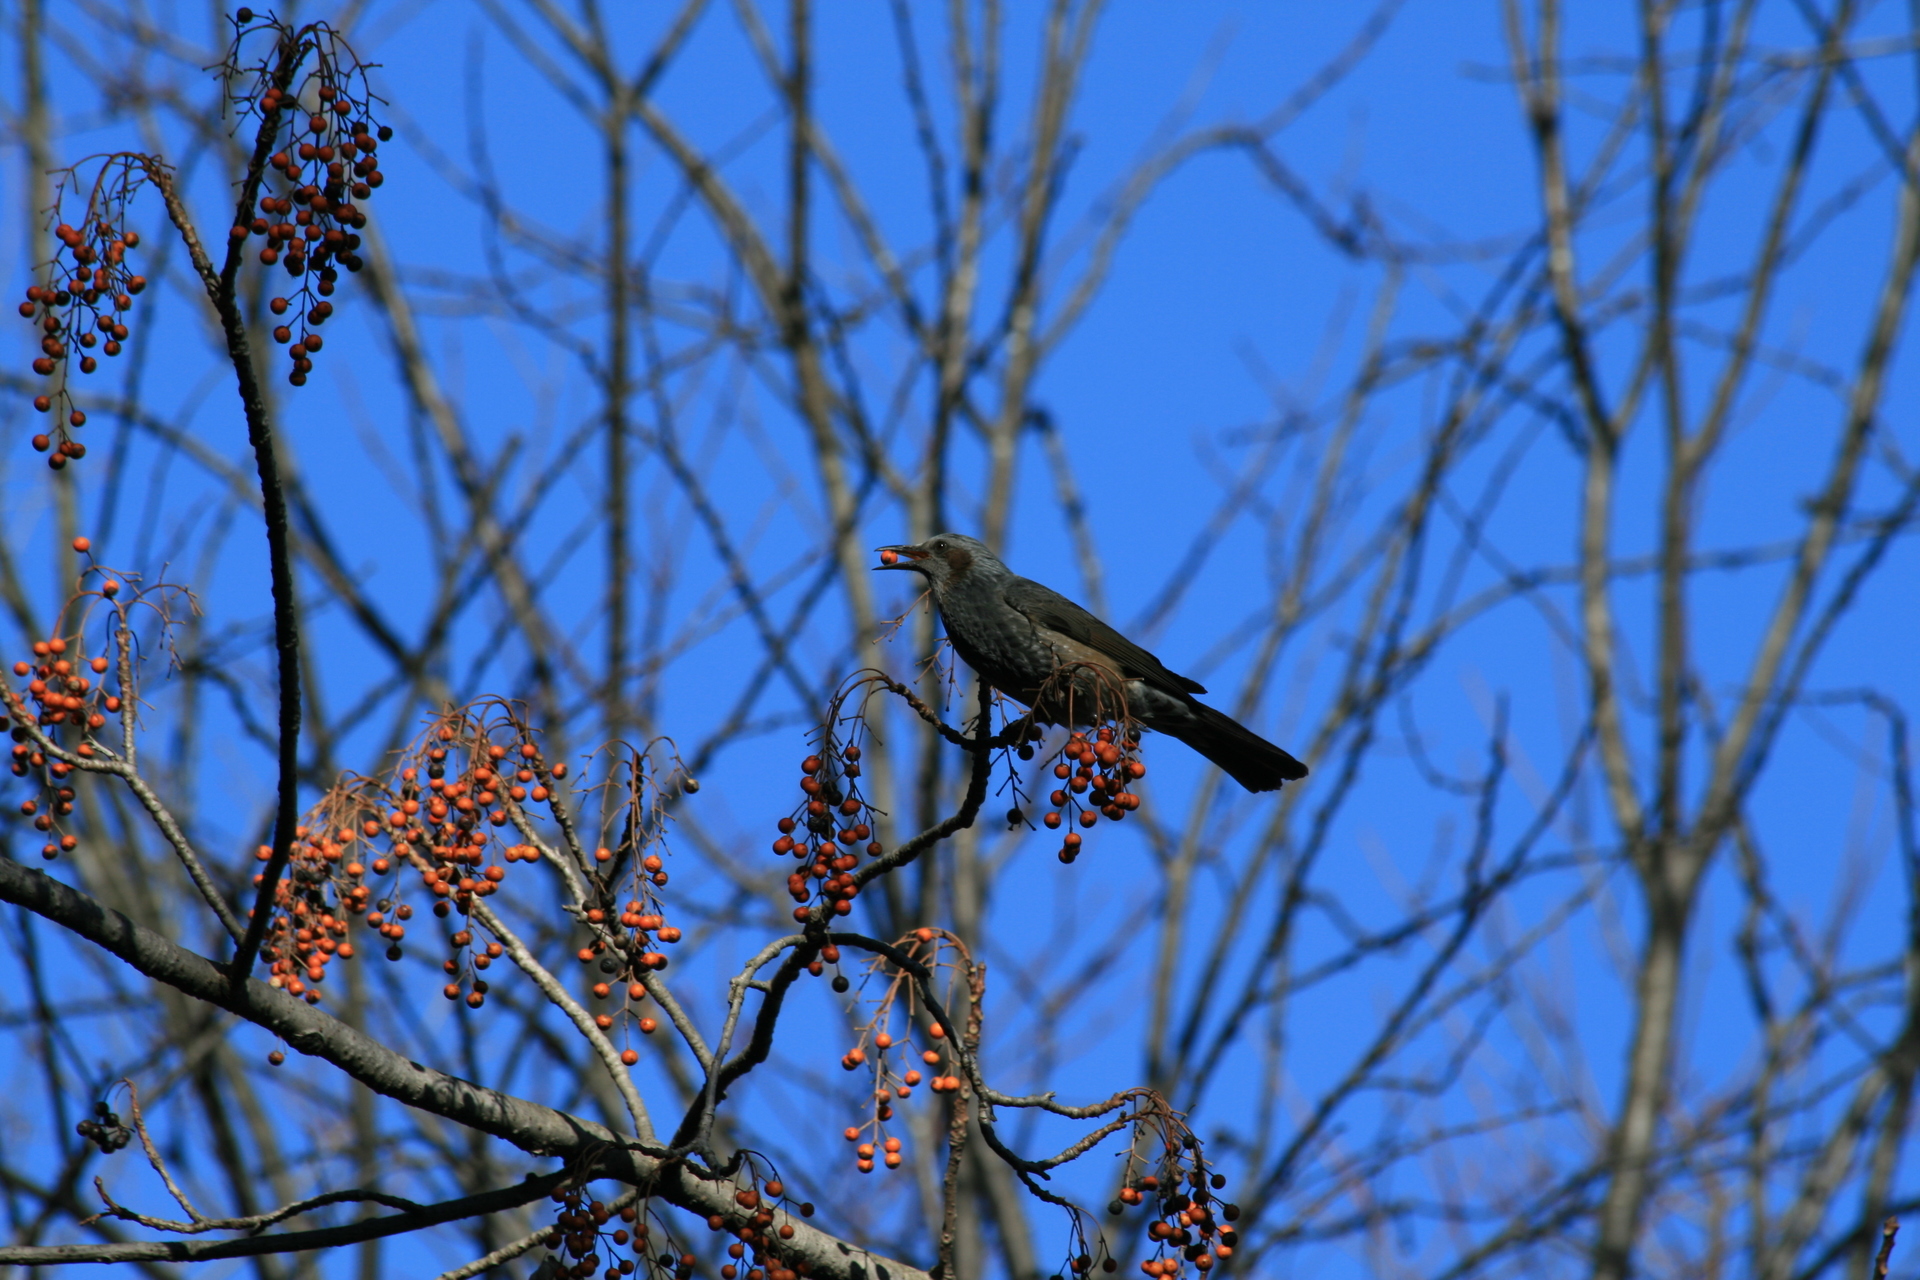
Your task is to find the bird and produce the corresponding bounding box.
[874,533,1307,792]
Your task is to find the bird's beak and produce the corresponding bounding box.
[874,543,929,571]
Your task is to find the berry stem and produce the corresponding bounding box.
[143,32,311,985]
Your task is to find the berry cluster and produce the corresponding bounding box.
[539,1188,679,1280]
[4,590,128,861]
[592,976,658,1066]
[408,734,524,1007]
[75,1101,133,1154]
[399,728,571,1009]
[8,638,115,732]
[3,558,191,861]
[834,929,970,1174]
[1038,727,1146,863]
[241,707,694,1033]
[17,187,147,466]
[252,821,383,1003]
[702,1175,817,1280]
[226,12,392,387]
[247,715,578,1010]
[585,884,684,1066]
[1108,1155,1240,1276]
[772,743,883,922]
[566,746,691,1063]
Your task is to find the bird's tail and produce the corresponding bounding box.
[1161,702,1308,793]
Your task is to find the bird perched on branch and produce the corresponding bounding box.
[875,533,1307,793]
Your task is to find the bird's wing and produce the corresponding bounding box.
[1004,577,1207,696]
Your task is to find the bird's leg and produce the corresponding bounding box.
[986,708,1043,751]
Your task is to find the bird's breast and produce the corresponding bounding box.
[937,596,1042,688]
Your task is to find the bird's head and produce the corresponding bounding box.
[873,533,999,592]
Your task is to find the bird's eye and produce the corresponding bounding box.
[933,540,947,551]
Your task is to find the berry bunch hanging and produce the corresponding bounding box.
[384,720,553,1009]
[2,550,161,861]
[15,162,151,467]
[6,636,114,734]
[700,1169,816,1280]
[251,819,380,1003]
[74,1101,133,1155]
[14,12,399,463]
[772,737,883,922]
[226,8,393,387]
[588,877,684,1064]
[538,1187,691,1280]
[408,733,516,966]
[561,740,691,1063]
[244,710,562,1010]
[1105,1128,1240,1277]
[1039,725,1146,863]
[831,928,973,1175]
[242,705,696,1037]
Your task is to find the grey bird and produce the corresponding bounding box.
[875,533,1307,792]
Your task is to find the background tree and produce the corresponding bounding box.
[1,2,1917,1279]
